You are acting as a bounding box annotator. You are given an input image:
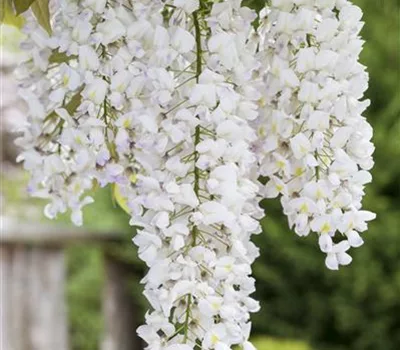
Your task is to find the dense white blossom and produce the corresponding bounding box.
[16,0,263,348]
[255,0,376,270]
[122,1,263,348]
[16,0,376,347]
[15,0,145,226]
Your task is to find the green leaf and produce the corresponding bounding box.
[0,0,12,23]
[13,0,37,15]
[113,174,137,215]
[1,0,25,27]
[65,88,83,114]
[49,50,77,64]
[31,0,51,34]
[43,87,83,123]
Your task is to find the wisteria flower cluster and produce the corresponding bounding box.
[15,0,375,348]
[255,0,375,270]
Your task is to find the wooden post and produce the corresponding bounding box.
[0,244,68,350]
[29,246,69,350]
[101,254,142,350]
[0,244,12,350]
[1,218,141,350]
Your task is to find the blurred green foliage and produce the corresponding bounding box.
[252,337,312,350]
[2,0,399,349]
[67,246,103,350]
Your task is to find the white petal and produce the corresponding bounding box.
[346,230,364,248]
[338,252,353,266]
[319,233,333,253]
[325,253,339,270]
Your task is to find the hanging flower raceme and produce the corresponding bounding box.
[115,1,264,348]
[14,0,377,348]
[16,0,263,348]
[15,0,161,225]
[255,0,376,269]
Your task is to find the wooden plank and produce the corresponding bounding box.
[28,247,69,350]
[0,245,12,350]
[0,216,123,245]
[101,254,142,350]
[10,245,31,350]
[0,245,69,350]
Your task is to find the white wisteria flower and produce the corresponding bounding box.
[119,1,264,348]
[15,0,376,348]
[255,0,376,270]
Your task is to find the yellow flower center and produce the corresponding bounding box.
[321,222,331,233]
[258,97,266,107]
[295,167,304,177]
[211,334,219,345]
[258,126,266,137]
[63,75,70,87]
[129,174,137,183]
[316,189,324,200]
[276,160,285,169]
[123,119,131,129]
[88,91,96,100]
[224,264,233,272]
[299,203,308,214]
[211,302,220,311]
[117,84,125,93]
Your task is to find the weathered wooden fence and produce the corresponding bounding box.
[0,218,142,350]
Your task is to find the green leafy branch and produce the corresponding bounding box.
[1,0,51,34]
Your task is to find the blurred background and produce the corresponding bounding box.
[1,0,399,349]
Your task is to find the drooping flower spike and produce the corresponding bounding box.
[125,1,264,348]
[15,0,153,225]
[255,0,376,270]
[15,0,376,348]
